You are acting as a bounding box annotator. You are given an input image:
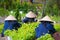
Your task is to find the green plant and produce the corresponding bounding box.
[0,8,9,17]
[54,23,60,32]
[45,0,59,16]
[50,15,60,22]
[37,34,54,40]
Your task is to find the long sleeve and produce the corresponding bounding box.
[46,23,56,34]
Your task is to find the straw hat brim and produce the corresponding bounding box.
[5,15,16,20]
[26,11,37,18]
[40,16,53,22]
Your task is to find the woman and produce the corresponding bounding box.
[35,15,56,38]
[22,11,37,23]
[1,15,21,37]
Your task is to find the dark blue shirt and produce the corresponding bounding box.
[2,20,20,34]
[35,22,56,38]
[22,17,36,23]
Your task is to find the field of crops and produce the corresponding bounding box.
[0,22,60,40]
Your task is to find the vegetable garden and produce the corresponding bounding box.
[0,22,60,40]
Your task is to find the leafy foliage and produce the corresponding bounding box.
[0,8,9,17]
[18,2,37,13]
[45,0,59,16]
[54,24,60,32]
[37,34,54,40]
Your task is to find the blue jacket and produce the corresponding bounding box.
[35,22,56,38]
[22,17,36,23]
[2,20,20,34]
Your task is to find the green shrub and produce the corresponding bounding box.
[37,34,54,40]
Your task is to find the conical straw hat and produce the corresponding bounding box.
[40,15,53,22]
[5,15,16,20]
[26,11,37,18]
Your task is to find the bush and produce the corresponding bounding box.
[37,34,54,40]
